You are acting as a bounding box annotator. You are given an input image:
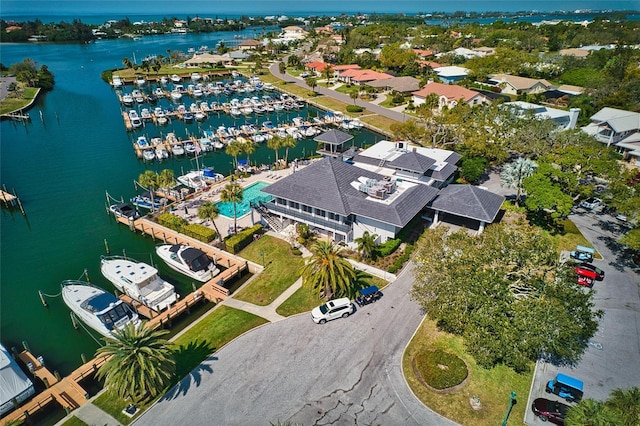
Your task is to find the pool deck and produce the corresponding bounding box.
[172,161,312,239]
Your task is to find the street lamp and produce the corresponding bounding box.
[501,391,517,426]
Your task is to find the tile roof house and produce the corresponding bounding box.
[412,82,490,110]
[305,61,330,74]
[582,107,640,164]
[488,74,553,95]
[366,76,421,93]
[238,39,263,50]
[338,68,393,85]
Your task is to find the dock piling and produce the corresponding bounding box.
[104,239,110,254]
[38,290,48,307]
[70,312,79,330]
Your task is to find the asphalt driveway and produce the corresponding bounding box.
[134,264,456,426]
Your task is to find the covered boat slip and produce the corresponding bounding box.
[0,344,35,417]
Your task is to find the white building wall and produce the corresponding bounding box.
[352,216,397,245]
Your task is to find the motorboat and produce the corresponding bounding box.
[135,76,146,86]
[171,143,185,156]
[155,144,169,160]
[170,90,182,101]
[136,135,150,148]
[142,149,156,161]
[200,166,225,183]
[154,107,168,125]
[109,202,140,220]
[61,280,140,337]
[198,137,213,152]
[170,74,181,83]
[154,87,165,98]
[140,108,152,121]
[129,110,142,128]
[177,170,208,190]
[0,343,36,417]
[155,244,220,282]
[160,76,168,85]
[121,93,134,106]
[131,191,167,210]
[111,75,123,88]
[195,111,205,121]
[100,256,178,312]
[184,141,197,155]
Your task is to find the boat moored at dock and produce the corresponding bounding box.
[156,244,220,282]
[61,280,140,337]
[109,202,140,220]
[100,256,178,312]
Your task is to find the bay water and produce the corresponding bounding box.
[0,30,383,375]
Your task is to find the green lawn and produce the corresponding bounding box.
[61,417,89,426]
[552,218,603,259]
[233,236,305,305]
[0,87,39,115]
[403,319,531,426]
[93,306,267,424]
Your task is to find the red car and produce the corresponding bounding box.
[577,274,594,287]
[578,263,605,280]
[532,398,570,424]
[575,267,597,280]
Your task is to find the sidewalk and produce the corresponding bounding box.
[56,399,123,426]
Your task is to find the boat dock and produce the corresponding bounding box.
[1,185,26,215]
[1,348,108,425]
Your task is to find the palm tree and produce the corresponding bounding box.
[157,169,175,195]
[197,201,222,242]
[349,90,359,105]
[225,139,243,173]
[220,182,243,234]
[605,387,640,426]
[355,231,378,261]
[323,64,334,84]
[278,61,286,75]
[241,138,255,170]
[267,135,284,167]
[565,399,614,426]
[281,134,297,168]
[95,322,175,403]
[138,170,159,211]
[305,76,318,94]
[122,57,133,69]
[500,157,538,206]
[300,240,357,300]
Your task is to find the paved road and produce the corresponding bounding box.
[0,76,17,101]
[268,62,409,124]
[134,264,457,426]
[525,207,640,424]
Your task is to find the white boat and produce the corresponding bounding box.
[177,170,208,190]
[198,137,213,152]
[121,94,134,106]
[100,256,178,312]
[154,107,168,125]
[155,144,169,160]
[142,149,156,161]
[171,143,185,156]
[140,108,152,121]
[61,280,140,337]
[156,244,220,282]
[0,343,36,417]
[154,87,165,98]
[170,74,181,83]
[135,76,146,86]
[170,90,182,101]
[184,141,197,155]
[136,135,149,148]
[200,166,225,182]
[160,76,168,85]
[109,202,140,220]
[131,191,167,210]
[129,110,142,128]
[111,75,123,88]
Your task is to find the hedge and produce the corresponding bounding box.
[388,243,414,273]
[346,105,363,113]
[377,238,401,257]
[156,213,217,243]
[224,224,263,254]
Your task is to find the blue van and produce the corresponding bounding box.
[546,373,584,402]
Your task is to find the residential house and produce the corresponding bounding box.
[282,25,308,40]
[433,66,470,84]
[488,74,552,95]
[503,101,580,130]
[305,61,329,75]
[412,82,490,110]
[238,39,263,51]
[582,107,640,164]
[366,76,421,94]
[338,68,392,85]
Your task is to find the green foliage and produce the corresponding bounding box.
[157,212,188,230]
[459,156,488,184]
[181,223,217,243]
[412,224,602,372]
[388,243,414,273]
[414,349,468,390]
[291,247,302,256]
[346,104,363,113]
[566,387,640,426]
[620,228,640,252]
[224,224,263,254]
[377,238,401,257]
[301,240,358,300]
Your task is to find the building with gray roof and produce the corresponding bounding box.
[430,185,505,233]
[582,107,640,165]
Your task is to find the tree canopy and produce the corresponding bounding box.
[411,224,602,372]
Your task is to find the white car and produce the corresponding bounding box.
[311,298,354,324]
[300,72,310,78]
[580,197,602,210]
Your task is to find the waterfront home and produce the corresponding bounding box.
[337,68,393,85]
[582,107,640,164]
[412,82,490,110]
[238,39,264,51]
[366,76,420,94]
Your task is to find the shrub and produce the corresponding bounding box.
[377,238,401,257]
[291,248,302,256]
[346,104,363,113]
[388,244,414,273]
[224,224,263,254]
[414,349,468,390]
[157,212,188,230]
[181,223,217,243]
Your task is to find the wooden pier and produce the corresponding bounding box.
[0,185,26,215]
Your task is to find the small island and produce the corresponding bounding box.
[0,58,54,118]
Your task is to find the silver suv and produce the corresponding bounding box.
[311,298,354,324]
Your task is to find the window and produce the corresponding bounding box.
[315,208,326,217]
[302,205,312,213]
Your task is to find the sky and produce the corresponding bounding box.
[2,0,638,18]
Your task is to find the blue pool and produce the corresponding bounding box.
[216,181,273,218]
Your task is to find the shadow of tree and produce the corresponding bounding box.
[163,340,217,400]
[596,233,640,273]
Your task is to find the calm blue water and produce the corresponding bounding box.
[216,181,272,218]
[0,30,384,375]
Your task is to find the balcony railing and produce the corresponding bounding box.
[263,201,351,233]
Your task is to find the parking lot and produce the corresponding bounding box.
[525,207,640,424]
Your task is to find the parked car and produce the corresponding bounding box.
[531,398,570,425]
[546,373,584,403]
[580,197,602,210]
[577,274,594,288]
[578,263,605,280]
[311,298,354,324]
[300,72,310,78]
